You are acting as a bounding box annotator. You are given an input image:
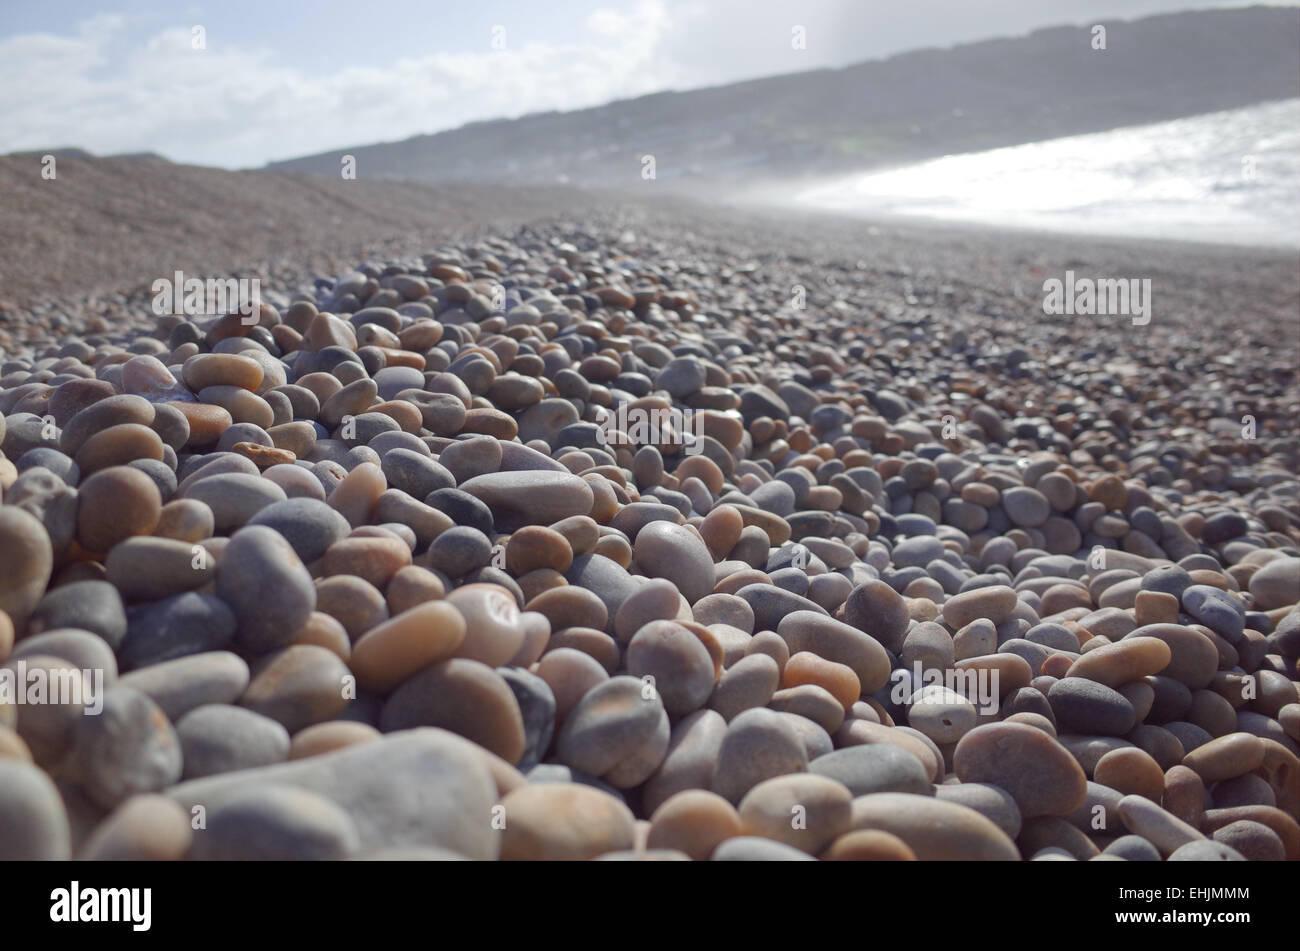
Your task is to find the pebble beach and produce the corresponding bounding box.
[1,196,1298,862]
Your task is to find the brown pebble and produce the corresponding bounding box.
[76,466,162,555]
[288,721,382,760]
[1094,747,1164,801]
[506,526,573,575]
[646,789,743,861]
[821,828,917,861]
[350,601,467,693]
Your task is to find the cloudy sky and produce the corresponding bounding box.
[1,0,1293,168]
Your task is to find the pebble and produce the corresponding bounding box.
[69,687,183,810]
[177,704,292,779]
[445,583,526,667]
[104,536,216,601]
[642,709,727,813]
[808,744,932,797]
[1182,732,1265,783]
[28,580,127,649]
[117,651,249,721]
[350,601,466,692]
[76,465,162,554]
[247,497,352,563]
[189,784,361,860]
[1115,794,1205,855]
[0,759,71,859]
[240,645,351,733]
[78,794,192,861]
[499,783,636,861]
[381,658,525,763]
[626,620,717,716]
[646,789,743,860]
[953,722,1087,818]
[737,773,852,854]
[712,707,808,803]
[556,675,670,787]
[777,610,891,693]
[849,793,1020,860]
[216,525,317,654]
[460,470,594,528]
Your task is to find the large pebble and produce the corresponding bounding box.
[953,722,1087,818]
[216,525,316,654]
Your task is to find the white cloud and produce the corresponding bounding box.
[0,0,1293,168]
[0,0,683,168]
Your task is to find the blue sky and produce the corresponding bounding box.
[0,1,1293,168]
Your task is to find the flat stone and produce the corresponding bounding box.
[848,792,1020,860]
[460,470,594,529]
[117,651,249,721]
[953,722,1087,818]
[177,703,291,779]
[167,728,501,858]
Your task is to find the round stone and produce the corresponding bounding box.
[499,782,636,861]
[460,470,594,529]
[446,584,526,667]
[953,722,1087,818]
[27,580,127,650]
[709,653,780,721]
[117,651,249,721]
[1182,732,1265,783]
[942,585,1018,629]
[105,536,215,602]
[1064,637,1172,688]
[737,773,852,854]
[1048,678,1136,736]
[712,707,808,804]
[632,521,715,605]
[181,471,287,534]
[247,497,351,563]
[641,708,727,814]
[76,465,162,554]
[555,675,670,788]
[79,794,192,861]
[216,525,316,654]
[626,620,717,716]
[842,580,910,652]
[379,658,525,764]
[646,789,743,861]
[1094,747,1165,800]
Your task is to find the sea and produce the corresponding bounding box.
[794,99,1300,249]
